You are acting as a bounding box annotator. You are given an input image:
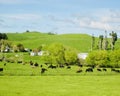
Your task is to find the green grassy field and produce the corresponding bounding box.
[0,32,120,96]
[0,76,120,96]
[0,61,120,76]
[7,32,120,52]
[6,32,95,52]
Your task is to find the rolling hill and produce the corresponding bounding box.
[7,32,120,52]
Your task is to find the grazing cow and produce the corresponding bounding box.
[30,61,33,66]
[4,63,6,66]
[41,68,47,74]
[97,68,102,72]
[85,67,93,72]
[48,65,57,69]
[111,68,116,72]
[44,63,49,65]
[0,58,3,62]
[59,64,64,68]
[76,69,82,73]
[66,66,71,69]
[0,68,3,72]
[34,62,39,67]
[114,69,120,73]
[0,56,4,62]
[111,68,120,73]
[65,63,69,66]
[103,68,107,71]
[79,64,83,67]
[17,61,22,64]
[40,65,43,68]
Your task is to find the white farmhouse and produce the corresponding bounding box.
[78,53,88,59]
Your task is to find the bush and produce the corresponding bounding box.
[86,50,109,67]
[42,43,78,65]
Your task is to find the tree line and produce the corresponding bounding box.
[86,50,120,68]
[0,33,8,40]
[92,31,118,50]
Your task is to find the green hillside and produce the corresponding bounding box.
[7,32,120,52]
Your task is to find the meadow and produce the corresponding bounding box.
[0,76,120,96]
[6,32,99,52]
[0,32,120,96]
[1,59,120,96]
[7,32,120,52]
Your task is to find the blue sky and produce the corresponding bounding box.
[0,0,120,36]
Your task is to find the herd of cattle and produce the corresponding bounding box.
[0,60,120,75]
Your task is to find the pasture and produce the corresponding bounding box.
[1,59,120,96]
[0,61,120,76]
[0,32,120,96]
[7,32,120,52]
[0,76,120,96]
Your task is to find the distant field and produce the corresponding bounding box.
[0,76,120,96]
[7,32,120,52]
[7,32,93,52]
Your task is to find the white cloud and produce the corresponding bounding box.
[0,14,42,21]
[72,9,120,33]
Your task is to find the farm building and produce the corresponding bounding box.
[77,53,88,59]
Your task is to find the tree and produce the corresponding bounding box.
[86,50,109,67]
[109,50,120,68]
[91,34,95,51]
[110,31,117,50]
[103,30,108,50]
[0,33,8,40]
[17,43,25,52]
[46,43,65,65]
[0,40,12,52]
[99,35,104,50]
[12,45,19,52]
[43,43,78,65]
[64,48,78,65]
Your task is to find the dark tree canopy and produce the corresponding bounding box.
[0,33,8,40]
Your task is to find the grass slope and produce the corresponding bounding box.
[7,32,92,52]
[7,32,120,52]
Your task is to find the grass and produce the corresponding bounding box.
[7,32,93,52]
[0,76,120,96]
[0,32,119,96]
[7,32,120,52]
[0,61,120,76]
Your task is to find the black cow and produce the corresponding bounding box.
[103,68,107,71]
[66,66,71,69]
[59,64,64,68]
[97,68,102,71]
[0,68,3,72]
[17,61,22,64]
[85,68,93,72]
[41,68,47,74]
[40,65,43,68]
[0,58,3,62]
[78,64,83,67]
[48,65,57,69]
[76,69,82,73]
[115,70,120,73]
[111,68,116,72]
[111,68,120,73]
[30,61,33,66]
[34,62,39,67]
[4,63,6,66]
